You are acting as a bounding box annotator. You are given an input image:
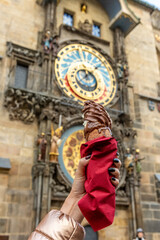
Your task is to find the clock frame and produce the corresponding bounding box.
[55,43,117,106]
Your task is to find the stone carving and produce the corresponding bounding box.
[37,133,47,162]
[151,10,160,30]
[50,164,71,199]
[148,100,155,111]
[116,60,129,79]
[42,30,59,56]
[4,88,82,124]
[78,19,92,34]
[6,42,40,62]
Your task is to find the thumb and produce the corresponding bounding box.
[75,155,91,178]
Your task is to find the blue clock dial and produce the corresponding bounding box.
[76,70,97,91]
[55,44,117,106]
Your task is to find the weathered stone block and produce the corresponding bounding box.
[150,203,160,209]
[141,185,155,194]
[153,211,160,219]
[155,163,160,172]
[7,203,19,217]
[142,202,150,209]
[144,220,160,232]
[9,163,19,176]
[0,219,8,233]
[0,174,9,186]
[141,162,155,172]
[8,176,18,188]
[18,163,32,177]
[0,203,8,217]
[24,135,34,148]
[143,210,153,219]
[18,177,31,189]
[141,194,156,202]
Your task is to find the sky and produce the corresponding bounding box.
[144,0,160,9]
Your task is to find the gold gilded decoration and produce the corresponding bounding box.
[63,129,85,179]
[155,34,160,43]
[49,124,63,163]
[81,4,87,13]
[55,43,117,106]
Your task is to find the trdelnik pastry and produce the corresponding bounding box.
[78,100,117,232]
[83,100,112,141]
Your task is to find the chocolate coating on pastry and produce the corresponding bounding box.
[83,100,112,141]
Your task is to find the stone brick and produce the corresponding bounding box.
[7,203,19,217]
[0,219,8,233]
[18,177,31,189]
[0,174,8,186]
[8,176,18,188]
[141,194,156,202]
[8,218,32,234]
[153,211,160,219]
[141,185,155,194]
[0,203,8,217]
[141,162,155,172]
[152,233,160,240]
[143,210,153,219]
[23,135,34,148]
[9,162,19,176]
[150,203,160,209]
[18,163,32,177]
[20,148,34,158]
[155,163,160,172]
[144,220,160,233]
[142,202,150,209]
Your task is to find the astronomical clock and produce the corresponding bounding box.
[55,43,118,182]
[55,43,117,106]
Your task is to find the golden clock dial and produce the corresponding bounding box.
[55,44,117,106]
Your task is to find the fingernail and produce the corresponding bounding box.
[108,168,115,172]
[85,154,91,160]
[114,158,119,163]
[112,177,116,181]
[116,152,120,156]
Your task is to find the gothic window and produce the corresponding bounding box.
[14,63,28,89]
[63,12,73,27]
[92,23,101,37]
[84,225,98,240]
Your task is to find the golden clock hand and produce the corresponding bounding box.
[78,47,85,62]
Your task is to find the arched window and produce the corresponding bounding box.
[84,225,98,240]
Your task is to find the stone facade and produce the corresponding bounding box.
[0,0,160,240]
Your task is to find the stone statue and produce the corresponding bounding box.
[125,148,134,174]
[78,19,92,34]
[117,60,129,79]
[37,133,47,162]
[49,126,63,163]
[42,30,53,54]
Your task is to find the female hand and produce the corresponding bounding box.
[61,153,121,223]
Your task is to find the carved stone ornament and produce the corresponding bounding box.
[4,88,82,124]
[78,19,92,34]
[111,114,137,203]
[151,10,160,30]
[6,42,41,63]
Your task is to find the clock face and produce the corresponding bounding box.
[55,43,117,106]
